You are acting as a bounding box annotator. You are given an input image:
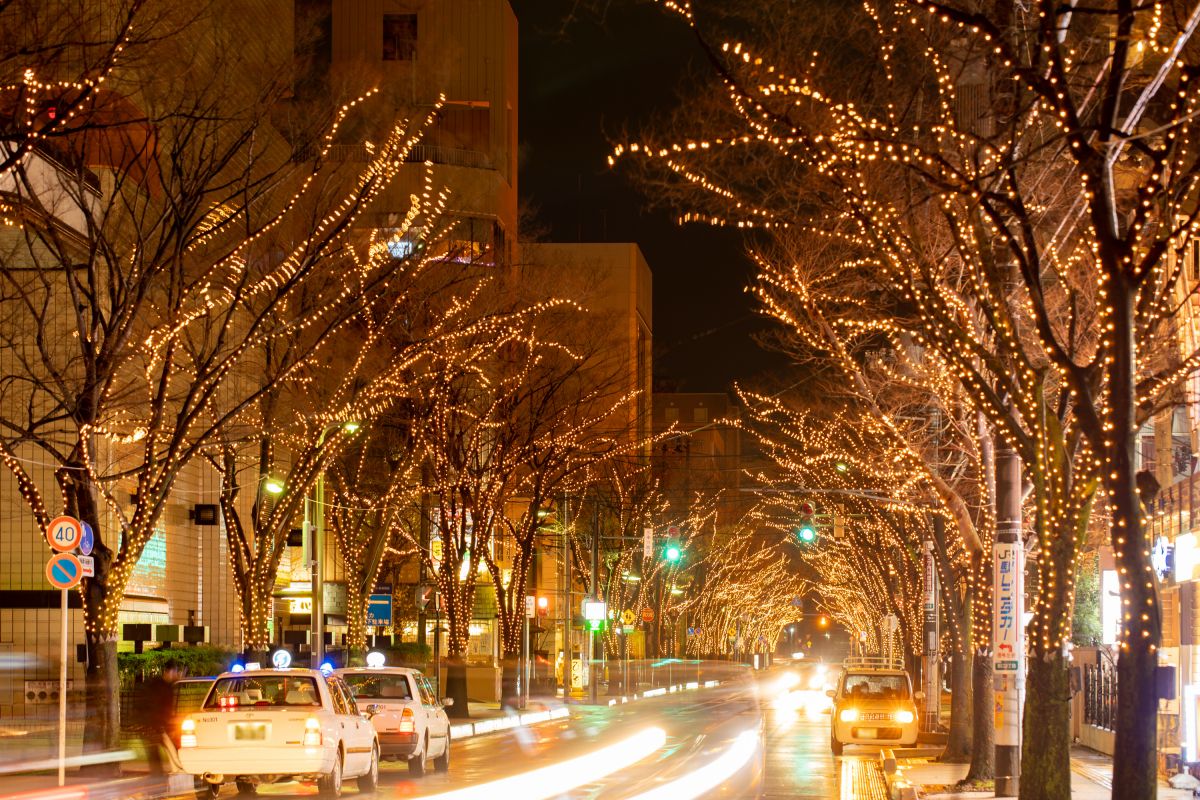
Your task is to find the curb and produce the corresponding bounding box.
[880,750,918,800]
[449,706,571,740]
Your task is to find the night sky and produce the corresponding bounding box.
[512,2,788,393]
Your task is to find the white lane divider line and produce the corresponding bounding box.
[419,726,667,800]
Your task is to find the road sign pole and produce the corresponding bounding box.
[57,586,67,786]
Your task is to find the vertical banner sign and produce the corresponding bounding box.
[643,527,653,560]
[993,541,1024,747]
[922,541,939,730]
[923,544,938,655]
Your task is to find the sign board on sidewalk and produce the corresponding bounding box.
[78,522,94,556]
[583,599,606,621]
[366,594,392,627]
[526,595,536,617]
[621,609,635,626]
[640,607,655,623]
[643,527,653,560]
[45,553,82,589]
[78,555,94,578]
[46,516,82,553]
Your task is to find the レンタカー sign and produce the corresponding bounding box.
[993,541,1023,673]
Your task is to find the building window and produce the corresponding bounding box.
[383,14,417,61]
[1190,239,1200,282]
[428,217,502,265]
[664,407,679,423]
[693,407,708,424]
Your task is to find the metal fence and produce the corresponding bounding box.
[1083,658,1118,730]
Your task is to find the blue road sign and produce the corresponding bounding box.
[366,594,392,627]
[79,522,94,556]
[46,553,82,589]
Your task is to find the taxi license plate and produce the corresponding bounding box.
[857,728,877,738]
[231,722,270,741]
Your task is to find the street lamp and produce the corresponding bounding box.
[307,420,360,666]
[263,478,285,495]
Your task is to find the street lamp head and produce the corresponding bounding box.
[264,478,285,495]
[341,421,360,434]
[835,461,849,473]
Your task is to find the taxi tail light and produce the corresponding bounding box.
[894,709,915,724]
[218,695,238,710]
[303,716,322,747]
[180,718,197,748]
[398,707,416,734]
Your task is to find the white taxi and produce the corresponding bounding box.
[178,664,379,798]
[336,659,452,775]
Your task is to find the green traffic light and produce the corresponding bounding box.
[665,544,682,563]
[797,525,817,543]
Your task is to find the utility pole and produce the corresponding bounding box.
[418,464,430,649]
[562,496,571,699]
[590,499,599,705]
[922,537,940,729]
[994,439,1024,797]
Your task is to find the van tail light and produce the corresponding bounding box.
[180,718,197,748]
[303,717,322,747]
[219,695,239,710]
[398,707,416,734]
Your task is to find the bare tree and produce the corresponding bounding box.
[0,1,446,749]
[611,2,1200,794]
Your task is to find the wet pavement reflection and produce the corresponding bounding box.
[166,668,890,800]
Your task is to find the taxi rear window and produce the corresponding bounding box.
[204,675,322,708]
[343,673,413,700]
[841,673,909,700]
[174,680,214,714]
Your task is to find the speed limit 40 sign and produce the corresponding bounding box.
[46,516,82,553]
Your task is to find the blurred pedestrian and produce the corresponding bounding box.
[138,658,183,776]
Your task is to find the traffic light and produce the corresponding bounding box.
[795,501,817,544]
[664,543,683,563]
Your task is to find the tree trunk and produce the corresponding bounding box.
[345,577,367,656]
[445,658,470,718]
[1109,284,1159,800]
[966,650,995,781]
[240,578,273,658]
[944,646,972,762]
[500,653,520,709]
[1019,651,1071,800]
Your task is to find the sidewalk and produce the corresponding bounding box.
[897,747,1195,799]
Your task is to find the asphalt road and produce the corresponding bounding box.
[172,671,889,800]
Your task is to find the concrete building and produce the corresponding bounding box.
[0,0,518,724]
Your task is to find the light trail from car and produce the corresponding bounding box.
[625,727,762,800]
[416,726,667,800]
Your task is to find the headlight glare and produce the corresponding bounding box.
[839,708,859,723]
[895,709,915,724]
